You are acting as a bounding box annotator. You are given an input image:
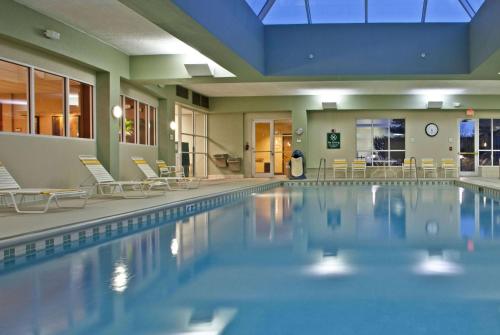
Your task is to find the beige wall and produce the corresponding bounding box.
[0,37,95,84]
[119,143,158,181]
[207,113,244,177]
[207,111,292,177]
[120,81,159,107]
[307,110,500,177]
[0,133,95,188]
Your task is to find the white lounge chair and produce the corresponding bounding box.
[441,158,458,178]
[351,159,366,178]
[0,162,87,213]
[422,158,437,178]
[79,155,164,198]
[332,159,348,179]
[132,157,196,191]
[402,158,416,178]
[156,160,200,189]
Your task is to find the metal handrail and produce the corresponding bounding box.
[316,158,326,183]
[410,156,418,182]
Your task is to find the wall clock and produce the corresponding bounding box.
[425,123,439,137]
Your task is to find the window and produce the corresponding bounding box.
[138,102,147,145]
[124,97,135,143]
[479,119,500,166]
[69,80,93,138]
[34,70,65,136]
[0,58,94,139]
[0,60,29,133]
[175,105,207,178]
[120,96,157,146]
[149,106,156,146]
[356,118,405,166]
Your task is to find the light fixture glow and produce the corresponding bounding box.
[69,93,79,106]
[112,105,123,119]
[413,252,463,276]
[170,238,179,256]
[0,99,28,106]
[306,255,354,277]
[371,185,379,205]
[169,121,177,131]
[111,262,129,293]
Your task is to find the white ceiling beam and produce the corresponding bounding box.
[258,0,277,20]
[458,0,475,18]
[421,0,428,23]
[364,0,368,23]
[304,0,312,24]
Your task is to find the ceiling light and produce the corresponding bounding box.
[427,101,443,109]
[184,63,214,77]
[322,102,337,110]
[43,29,60,40]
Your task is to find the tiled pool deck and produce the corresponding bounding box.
[1,176,499,265]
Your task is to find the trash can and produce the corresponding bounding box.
[227,157,242,172]
[213,154,229,168]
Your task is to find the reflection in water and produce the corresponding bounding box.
[413,250,463,276]
[2,185,500,334]
[111,261,129,293]
[305,249,355,277]
[170,238,179,256]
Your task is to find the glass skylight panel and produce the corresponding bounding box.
[368,0,423,23]
[426,0,470,22]
[467,0,486,13]
[309,0,365,24]
[263,0,307,25]
[244,0,267,16]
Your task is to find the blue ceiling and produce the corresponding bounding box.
[244,0,486,24]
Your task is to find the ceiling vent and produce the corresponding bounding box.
[322,102,338,110]
[427,101,443,109]
[184,63,214,77]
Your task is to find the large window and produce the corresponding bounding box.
[34,70,65,136]
[175,105,207,177]
[69,80,93,138]
[0,60,29,133]
[479,118,500,166]
[0,58,94,139]
[120,95,157,146]
[356,119,405,166]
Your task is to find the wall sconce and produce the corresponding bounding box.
[112,105,123,119]
[169,121,177,131]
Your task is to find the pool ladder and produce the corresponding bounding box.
[410,156,419,182]
[316,158,327,184]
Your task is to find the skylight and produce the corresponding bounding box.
[244,0,486,24]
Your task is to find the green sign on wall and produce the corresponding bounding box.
[327,132,341,149]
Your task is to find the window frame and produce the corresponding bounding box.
[0,56,95,140]
[175,103,208,177]
[119,94,158,147]
[479,118,500,166]
[355,118,406,166]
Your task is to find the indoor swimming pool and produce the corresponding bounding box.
[1,184,500,334]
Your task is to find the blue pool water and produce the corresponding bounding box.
[2,185,500,334]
